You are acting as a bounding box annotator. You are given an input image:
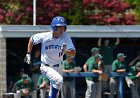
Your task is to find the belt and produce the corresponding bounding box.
[44,64,59,67]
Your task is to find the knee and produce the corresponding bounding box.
[53,77,63,89]
[57,78,63,89]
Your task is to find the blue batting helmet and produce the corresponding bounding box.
[51,16,67,31]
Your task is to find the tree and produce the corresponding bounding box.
[60,0,88,25]
[83,0,136,25]
[125,0,140,24]
[36,0,72,25]
[0,0,137,25]
[0,0,33,24]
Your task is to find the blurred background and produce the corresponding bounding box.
[1,0,140,98]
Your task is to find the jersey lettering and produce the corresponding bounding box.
[45,44,61,50]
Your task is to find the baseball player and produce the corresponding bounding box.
[127,62,140,98]
[98,38,120,92]
[14,74,37,98]
[61,55,76,98]
[83,47,100,72]
[85,54,103,98]
[110,53,127,98]
[24,16,76,98]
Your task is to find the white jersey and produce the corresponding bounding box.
[32,31,75,66]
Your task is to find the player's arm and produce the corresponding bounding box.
[25,37,34,64]
[62,68,74,72]
[25,33,43,64]
[92,69,103,74]
[63,34,76,56]
[115,37,120,46]
[116,69,126,73]
[27,37,34,54]
[98,37,102,47]
[83,58,91,72]
[83,64,88,72]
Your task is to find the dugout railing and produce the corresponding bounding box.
[63,72,128,98]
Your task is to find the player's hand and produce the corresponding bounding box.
[22,89,29,95]
[61,43,67,52]
[98,70,103,74]
[24,53,31,64]
[136,72,140,77]
[69,69,74,72]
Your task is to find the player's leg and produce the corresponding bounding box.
[109,78,117,98]
[48,84,59,98]
[61,81,67,98]
[128,78,139,98]
[40,64,63,98]
[96,81,102,98]
[69,80,76,98]
[40,89,46,98]
[85,80,94,98]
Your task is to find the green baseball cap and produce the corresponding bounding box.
[22,74,29,80]
[117,53,126,58]
[91,47,100,53]
[94,54,103,59]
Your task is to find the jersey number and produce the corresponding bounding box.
[59,52,63,57]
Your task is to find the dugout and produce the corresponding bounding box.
[1,25,140,97]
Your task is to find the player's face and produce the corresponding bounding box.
[23,79,29,84]
[96,58,101,63]
[118,57,125,62]
[53,26,65,38]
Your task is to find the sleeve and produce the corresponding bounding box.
[62,61,66,69]
[44,77,50,85]
[37,76,43,87]
[88,61,95,72]
[112,61,117,72]
[85,57,91,65]
[15,81,20,90]
[64,34,75,50]
[128,66,136,80]
[31,33,45,45]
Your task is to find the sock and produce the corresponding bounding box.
[48,86,59,98]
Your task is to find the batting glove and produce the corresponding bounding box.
[61,43,67,52]
[24,53,31,64]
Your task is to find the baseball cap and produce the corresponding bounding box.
[91,47,100,53]
[117,53,126,58]
[94,54,103,59]
[22,74,29,80]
